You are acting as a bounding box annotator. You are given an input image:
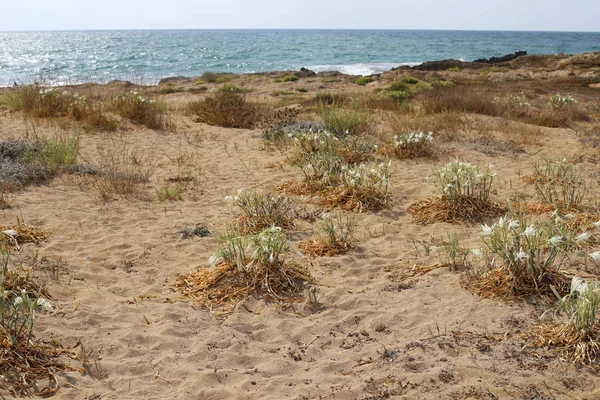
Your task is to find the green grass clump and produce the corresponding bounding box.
[216,77,230,83]
[318,102,370,135]
[30,135,80,174]
[447,67,461,72]
[355,77,375,86]
[299,210,356,256]
[387,90,410,103]
[278,74,299,83]
[156,184,182,201]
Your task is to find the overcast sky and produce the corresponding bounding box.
[2,0,599,32]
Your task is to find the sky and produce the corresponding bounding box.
[2,0,599,32]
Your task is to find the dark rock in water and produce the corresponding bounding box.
[159,76,188,84]
[298,67,316,77]
[413,59,477,71]
[316,71,345,77]
[473,51,527,64]
[412,51,528,71]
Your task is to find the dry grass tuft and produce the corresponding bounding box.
[111,91,173,131]
[187,90,263,129]
[2,85,116,132]
[408,196,506,224]
[418,86,501,116]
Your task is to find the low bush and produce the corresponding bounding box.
[200,71,219,83]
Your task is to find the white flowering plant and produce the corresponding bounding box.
[550,93,577,111]
[225,188,295,233]
[430,161,496,204]
[0,248,53,348]
[502,92,531,116]
[209,226,299,274]
[329,160,392,212]
[393,131,434,158]
[477,210,594,293]
[291,129,339,156]
[299,210,356,256]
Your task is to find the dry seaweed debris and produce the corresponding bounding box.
[407,196,506,225]
[298,238,351,257]
[0,338,70,397]
[0,225,47,248]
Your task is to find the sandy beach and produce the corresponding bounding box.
[0,51,600,399]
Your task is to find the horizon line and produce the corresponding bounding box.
[2,28,600,34]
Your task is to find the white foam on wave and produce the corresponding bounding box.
[307,62,421,76]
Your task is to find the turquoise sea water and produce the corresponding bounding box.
[0,30,599,86]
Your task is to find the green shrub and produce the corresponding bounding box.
[401,76,419,85]
[355,77,375,86]
[200,71,219,83]
[388,81,409,92]
[387,90,410,103]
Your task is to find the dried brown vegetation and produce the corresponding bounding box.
[187,90,263,129]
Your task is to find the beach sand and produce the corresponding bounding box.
[0,51,599,399]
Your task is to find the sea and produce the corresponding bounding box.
[1,30,599,86]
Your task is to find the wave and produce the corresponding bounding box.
[306,62,421,76]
